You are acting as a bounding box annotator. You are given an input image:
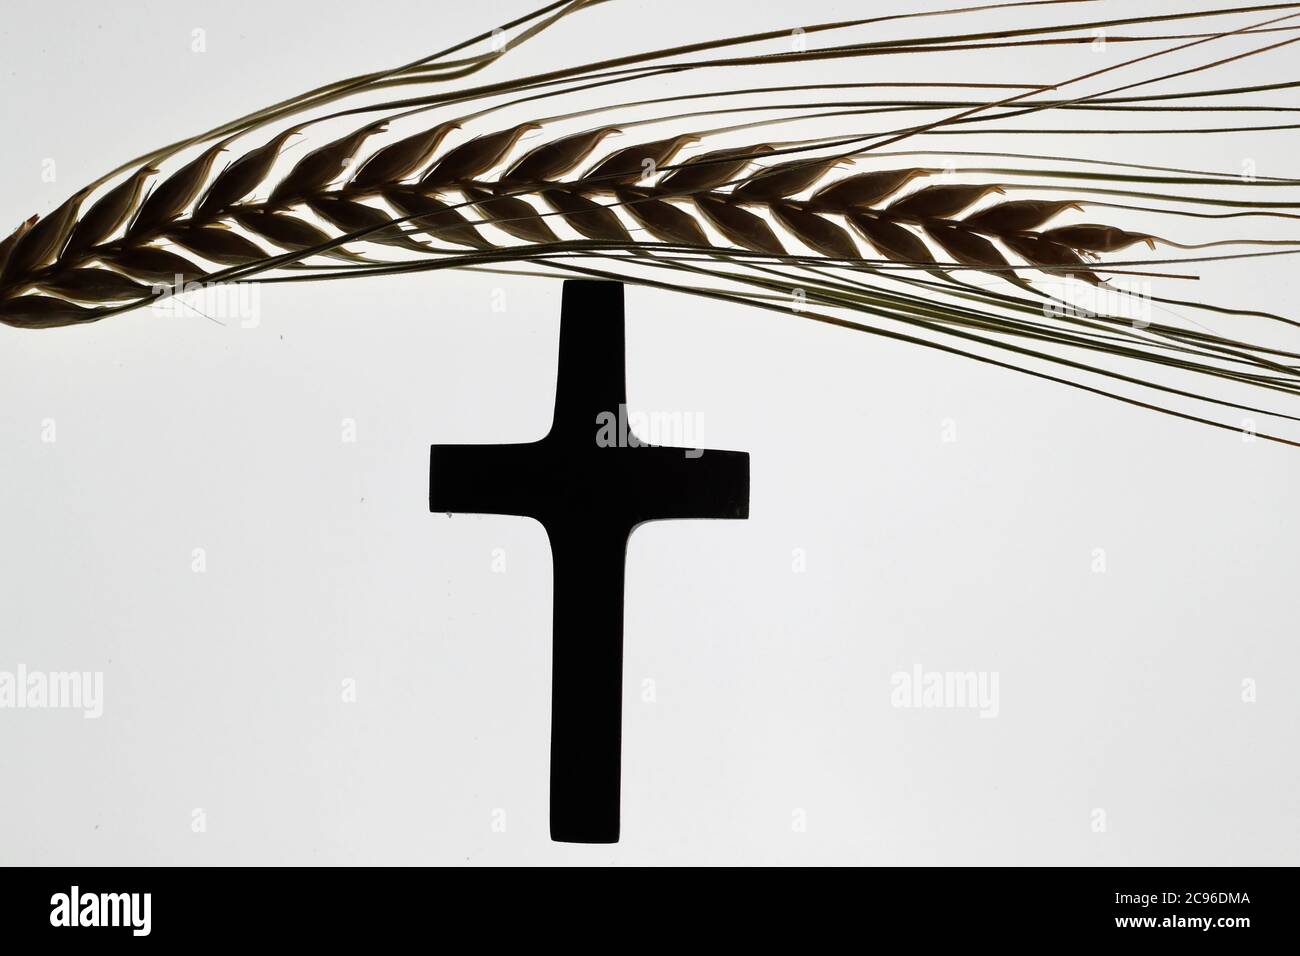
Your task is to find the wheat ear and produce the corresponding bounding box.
[5,0,1300,445]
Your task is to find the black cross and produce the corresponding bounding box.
[430,280,749,843]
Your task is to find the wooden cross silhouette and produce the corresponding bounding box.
[430,280,749,843]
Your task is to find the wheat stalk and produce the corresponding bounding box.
[5,0,1300,443]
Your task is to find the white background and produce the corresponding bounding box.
[1,0,1297,865]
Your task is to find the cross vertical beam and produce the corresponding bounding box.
[430,280,749,843]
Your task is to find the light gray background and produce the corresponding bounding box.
[1,0,1297,865]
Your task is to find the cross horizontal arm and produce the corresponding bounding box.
[429,443,546,519]
[624,446,750,524]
